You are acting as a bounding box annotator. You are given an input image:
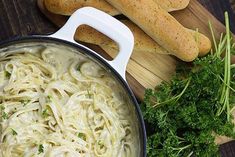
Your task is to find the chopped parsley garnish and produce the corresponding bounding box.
[11,129,17,136]
[46,95,52,103]
[4,71,11,79]
[87,90,92,98]
[77,64,81,71]
[0,105,5,111]
[42,109,49,118]
[20,100,30,107]
[38,144,44,154]
[0,105,8,120]
[77,133,86,140]
[98,140,104,147]
[2,111,8,119]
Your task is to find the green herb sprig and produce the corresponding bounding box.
[143,12,235,157]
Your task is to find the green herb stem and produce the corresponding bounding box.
[217,12,232,122]
[217,33,227,58]
[153,78,191,107]
[187,151,194,157]
[209,21,218,53]
[171,144,192,156]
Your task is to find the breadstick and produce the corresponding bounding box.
[154,0,190,12]
[75,20,211,56]
[75,21,168,55]
[105,0,199,61]
[44,0,119,16]
[44,0,189,16]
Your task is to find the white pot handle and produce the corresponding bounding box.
[49,7,134,80]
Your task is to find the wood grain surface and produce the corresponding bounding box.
[0,0,235,156]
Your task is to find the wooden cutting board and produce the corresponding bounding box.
[37,0,228,101]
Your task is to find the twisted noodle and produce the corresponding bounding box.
[0,43,139,157]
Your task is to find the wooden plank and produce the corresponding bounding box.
[0,0,56,40]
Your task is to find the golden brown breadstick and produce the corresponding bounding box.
[75,21,168,55]
[44,0,119,16]
[75,20,211,56]
[44,0,189,16]
[105,0,199,61]
[154,0,190,12]
[122,21,211,56]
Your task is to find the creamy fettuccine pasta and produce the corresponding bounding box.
[0,43,139,157]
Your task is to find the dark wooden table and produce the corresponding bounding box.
[0,0,234,156]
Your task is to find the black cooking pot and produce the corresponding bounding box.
[0,7,146,157]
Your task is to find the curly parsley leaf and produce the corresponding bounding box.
[142,12,235,157]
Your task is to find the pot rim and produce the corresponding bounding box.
[0,35,147,157]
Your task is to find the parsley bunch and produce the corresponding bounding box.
[142,12,235,157]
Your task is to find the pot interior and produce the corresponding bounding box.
[0,38,146,157]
